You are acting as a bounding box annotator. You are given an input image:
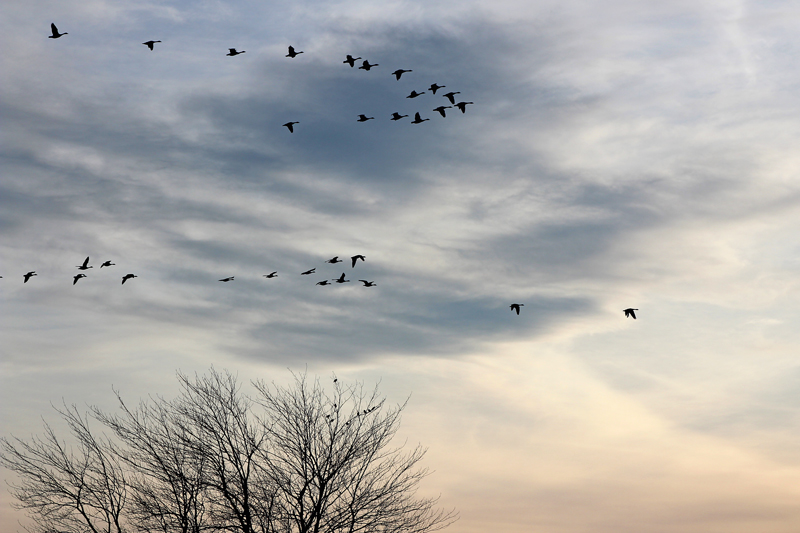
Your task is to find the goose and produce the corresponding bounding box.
[333,273,350,284]
[359,60,378,71]
[390,112,408,121]
[443,91,460,104]
[301,268,316,275]
[359,280,376,287]
[410,112,429,124]
[76,257,93,270]
[454,101,474,113]
[100,261,115,268]
[263,272,278,278]
[510,303,523,315]
[351,255,365,267]
[623,308,638,319]
[121,274,137,285]
[219,277,234,282]
[343,55,361,67]
[406,90,425,98]
[73,274,87,285]
[286,46,303,58]
[49,23,67,39]
[326,256,343,264]
[357,114,374,122]
[433,105,451,117]
[392,69,412,80]
[428,83,445,94]
[143,40,161,50]
[23,271,37,283]
[227,48,245,56]
[316,279,331,286]
[283,121,299,133]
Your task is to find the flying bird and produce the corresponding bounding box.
[73,274,87,285]
[623,308,638,319]
[121,274,137,284]
[283,121,299,133]
[326,256,343,264]
[263,272,278,278]
[76,257,93,270]
[143,40,161,50]
[359,280,376,287]
[49,23,68,39]
[390,112,408,121]
[227,48,245,56]
[351,255,365,268]
[333,273,350,284]
[357,115,374,122]
[510,303,524,315]
[286,46,303,58]
[410,112,429,124]
[343,55,361,67]
[406,90,425,99]
[428,83,445,94]
[23,271,37,283]
[443,91,460,104]
[301,268,316,275]
[100,261,115,268]
[392,69,412,80]
[454,101,474,113]
[316,280,331,286]
[433,105,452,117]
[359,60,378,71]
[219,277,234,282]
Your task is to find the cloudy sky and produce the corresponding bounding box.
[3,0,800,530]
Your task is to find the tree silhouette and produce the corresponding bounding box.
[1,369,457,533]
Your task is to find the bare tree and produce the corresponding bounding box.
[252,373,457,533]
[0,403,127,533]
[1,370,456,533]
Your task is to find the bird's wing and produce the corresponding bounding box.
[630,310,637,319]
[51,23,58,35]
[82,256,89,267]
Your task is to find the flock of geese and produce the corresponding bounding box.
[39,24,638,320]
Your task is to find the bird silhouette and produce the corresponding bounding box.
[410,112,429,124]
[219,277,234,282]
[351,255,365,267]
[49,23,67,39]
[406,90,425,99]
[301,268,316,275]
[263,272,278,278]
[454,101,474,113]
[100,261,115,268]
[227,48,245,56]
[623,308,638,319]
[443,91,460,104]
[286,46,303,58]
[333,273,350,284]
[357,115,374,122]
[343,55,361,67]
[390,112,408,121]
[76,257,93,270]
[283,121,299,133]
[23,271,37,283]
[392,69,412,80]
[510,303,524,315]
[359,280,376,287]
[433,105,452,117]
[316,279,331,286]
[359,60,378,71]
[326,256,343,264]
[73,274,87,285]
[121,274,137,285]
[428,83,445,94]
[143,40,161,50]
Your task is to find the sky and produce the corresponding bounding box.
[3,0,800,531]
